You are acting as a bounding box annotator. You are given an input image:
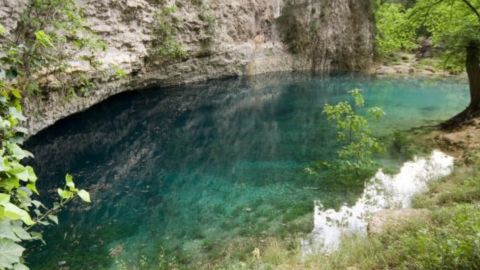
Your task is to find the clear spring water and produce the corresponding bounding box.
[24,73,468,269]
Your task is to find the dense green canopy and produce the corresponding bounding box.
[376,0,480,69]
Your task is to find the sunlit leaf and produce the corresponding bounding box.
[47,215,59,225]
[65,174,75,189]
[77,189,91,203]
[3,203,34,225]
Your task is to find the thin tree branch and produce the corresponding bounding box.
[461,0,480,22]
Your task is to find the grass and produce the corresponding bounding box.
[213,204,480,270]
[213,132,480,270]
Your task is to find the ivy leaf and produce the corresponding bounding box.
[25,166,37,182]
[12,167,29,182]
[0,177,20,192]
[3,203,34,225]
[6,143,32,160]
[77,190,91,203]
[0,220,21,242]
[11,222,31,240]
[0,238,25,269]
[31,200,42,208]
[27,183,39,195]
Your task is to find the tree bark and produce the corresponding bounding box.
[441,42,480,129]
[466,42,480,111]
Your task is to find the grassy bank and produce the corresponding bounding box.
[111,126,480,270]
[210,127,480,270]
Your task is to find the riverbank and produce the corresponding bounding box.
[371,52,467,80]
[205,121,480,270]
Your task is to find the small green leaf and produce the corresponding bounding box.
[57,188,73,200]
[26,183,39,195]
[25,166,37,182]
[77,189,91,203]
[31,200,42,208]
[30,231,45,244]
[65,174,75,189]
[47,215,59,225]
[13,167,29,182]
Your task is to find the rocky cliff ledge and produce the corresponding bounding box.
[1,0,374,135]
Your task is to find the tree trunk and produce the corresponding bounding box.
[441,42,480,129]
[466,42,480,111]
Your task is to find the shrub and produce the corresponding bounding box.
[306,89,385,185]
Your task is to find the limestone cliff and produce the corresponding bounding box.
[0,0,374,135]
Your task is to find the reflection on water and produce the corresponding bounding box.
[25,73,468,269]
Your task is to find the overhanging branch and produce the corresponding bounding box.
[461,0,480,22]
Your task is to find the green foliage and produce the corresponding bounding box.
[307,90,385,182]
[375,205,480,269]
[0,0,106,94]
[409,0,480,71]
[375,0,480,71]
[152,5,187,61]
[375,2,418,56]
[0,1,95,269]
[0,80,90,269]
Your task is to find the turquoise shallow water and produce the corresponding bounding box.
[25,73,468,269]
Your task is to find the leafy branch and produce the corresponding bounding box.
[306,89,385,184]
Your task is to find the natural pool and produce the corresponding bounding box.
[25,73,468,269]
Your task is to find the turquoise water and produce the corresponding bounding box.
[25,73,468,269]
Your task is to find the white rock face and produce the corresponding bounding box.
[301,150,455,255]
[0,0,374,135]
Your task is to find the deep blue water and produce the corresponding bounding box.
[25,73,468,269]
